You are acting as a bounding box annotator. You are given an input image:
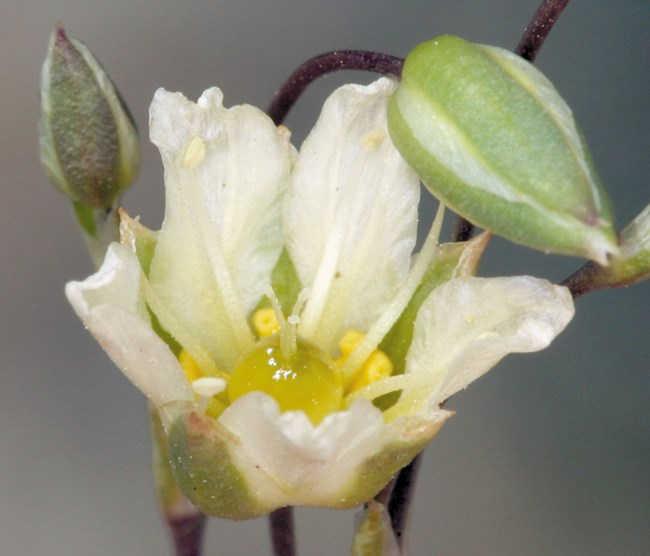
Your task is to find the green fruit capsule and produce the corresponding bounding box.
[388,35,619,264]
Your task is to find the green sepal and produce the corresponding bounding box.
[565,203,650,294]
[165,406,446,519]
[134,234,158,278]
[380,233,490,375]
[606,203,650,287]
[150,407,186,511]
[71,201,120,269]
[388,35,618,264]
[72,200,97,237]
[252,248,301,317]
[352,501,399,556]
[375,233,489,411]
[167,411,266,520]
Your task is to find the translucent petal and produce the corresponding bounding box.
[285,78,420,351]
[199,392,449,510]
[148,88,292,369]
[65,243,193,410]
[406,276,574,403]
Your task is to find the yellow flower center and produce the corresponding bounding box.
[227,334,343,424]
[179,294,395,424]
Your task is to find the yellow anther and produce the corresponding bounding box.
[337,329,364,358]
[179,350,229,418]
[362,128,386,151]
[347,350,393,394]
[335,329,394,394]
[179,349,205,383]
[252,307,280,338]
[182,136,206,169]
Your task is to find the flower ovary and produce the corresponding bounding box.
[227,335,343,424]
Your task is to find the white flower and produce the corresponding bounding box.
[66,78,574,518]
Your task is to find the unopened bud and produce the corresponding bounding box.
[39,23,139,208]
[388,35,619,265]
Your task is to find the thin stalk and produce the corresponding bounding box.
[269,507,297,556]
[560,261,601,298]
[267,50,403,125]
[387,454,423,551]
[515,0,572,62]
[167,513,207,556]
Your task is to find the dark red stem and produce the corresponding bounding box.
[387,454,423,549]
[269,507,296,556]
[267,50,403,126]
[167,512,207,556]
[515,0,572,61]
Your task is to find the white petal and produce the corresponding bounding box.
[285,78,420,351]
[65,244,193,410]
[216,392,448,507]
[406,276,574,403]
[148,88,292,369]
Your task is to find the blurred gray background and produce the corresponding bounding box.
[1,1,648,554]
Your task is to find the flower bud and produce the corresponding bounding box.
[388,35,618,265]
[39,23,139,208]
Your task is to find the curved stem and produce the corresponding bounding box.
[452,0,573,241]
[515,0,572,61]
[387,453,423,550]
[560,260,609,299]
[267,50,403,125]
[168,513,207,556]
[269,507,297,556]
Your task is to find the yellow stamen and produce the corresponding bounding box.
[362,128,386,151]
[179,349,205,382]
[339,203,446,383]
[182,136,206,169]
[179,349,229,419]
[336,329,394,393]
[338,329,364,357]
[252,307,280,338]
[347,350,393,393]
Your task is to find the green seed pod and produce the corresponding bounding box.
[388,35,618,264]
[39,23,139,208]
